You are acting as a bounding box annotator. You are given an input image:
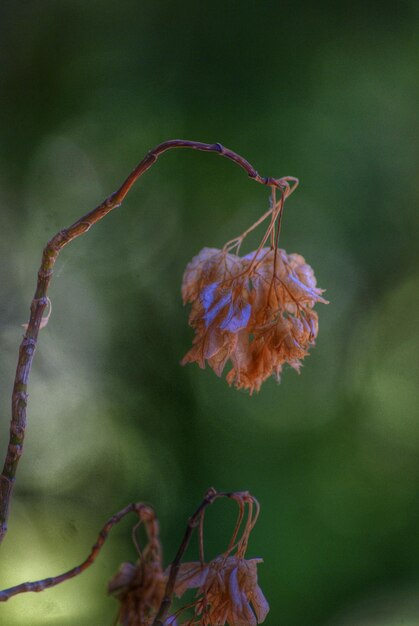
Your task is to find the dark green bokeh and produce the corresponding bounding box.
[1,1,419,624]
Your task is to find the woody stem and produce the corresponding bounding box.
[0,503,151,601]
[0,139,297,545]
[152,488,218,626]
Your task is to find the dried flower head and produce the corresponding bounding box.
[172,492,268,626]
[181,186,327,392]
[109,506,169,626]
[175,556,268,626]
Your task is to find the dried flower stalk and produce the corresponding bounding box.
[0,139,297,544]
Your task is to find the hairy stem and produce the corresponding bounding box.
[0,139,298,544]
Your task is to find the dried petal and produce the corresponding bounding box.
[178,556,268,625]
[172,562,209,597]
[108,562,138,598]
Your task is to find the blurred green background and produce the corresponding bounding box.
[1,1,419,624]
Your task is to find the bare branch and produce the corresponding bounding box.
[0,503,151,601]
[0,139,298,543]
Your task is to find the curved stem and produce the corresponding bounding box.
[0,139,298,544]
[0,503,151,601]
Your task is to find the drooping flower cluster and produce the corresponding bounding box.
[171,491,268,626]
[174,556,268,626]
[181,244,327,393]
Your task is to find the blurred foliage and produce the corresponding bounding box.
[0,1,419,624]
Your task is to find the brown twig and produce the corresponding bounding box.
[0,503,152,601]
[151,487,218,626]
[0,139,298,544]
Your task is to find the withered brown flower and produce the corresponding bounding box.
[108,506,173,626]
[168,491,267,626]
[109,559,167,626]
[181,243,327,393]
[174,556,269,626]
